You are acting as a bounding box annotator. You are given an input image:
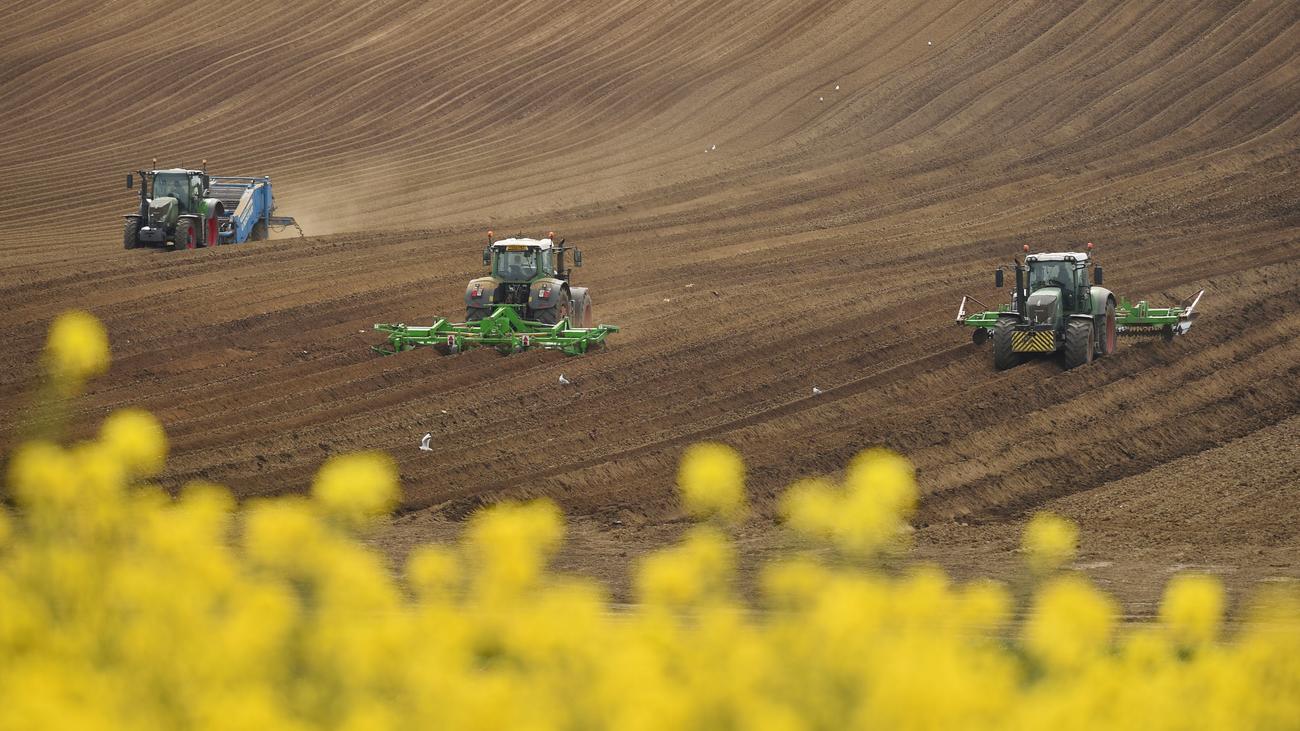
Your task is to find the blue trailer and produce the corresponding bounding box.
[209,176,299,244]
[123,165,298,250]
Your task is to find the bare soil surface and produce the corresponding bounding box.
[2,0,1297,613]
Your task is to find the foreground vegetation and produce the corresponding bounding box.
[1,312,1296,730]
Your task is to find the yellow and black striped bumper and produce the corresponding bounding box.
[1012,330,1056,352]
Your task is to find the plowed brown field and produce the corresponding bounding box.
[2,0,1297,610]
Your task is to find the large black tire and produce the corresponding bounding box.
[992,317,1022,371]
[123,218,140,250]
[535,291,572,326]
[466,306,490,322]
[173,219,195,250]
[1063,318,1094,369]
[1095,299,1117,357]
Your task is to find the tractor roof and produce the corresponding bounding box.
[153,168,202,176]
[1026,252,1090,263]
[491,237,555,250]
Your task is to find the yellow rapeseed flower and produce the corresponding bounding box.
[311,452,399,525]
[44,310,110,385]
[1021,512,1079,574]
[99,409,168,478]
[1160,573,1225,646]
[677,442,746,521]
[1024,574,1118,669]
[406,545,462,601]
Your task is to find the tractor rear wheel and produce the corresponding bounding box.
[173,220,196,250]
[123,218,140,250]
[536,291,571,326]
[1096,300,1117,357]
[466,306,490,322]
[577,295,593,328]
[1064,319,1094,369]
[992,317,1021,371]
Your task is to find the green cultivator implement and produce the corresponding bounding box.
[955,244,1204,370]
[374,305,619,356]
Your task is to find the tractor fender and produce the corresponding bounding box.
[200,198,224,221]
[1087,286,1114,316]
[465,276,500,308]
[569,286,590,311]
[528,278,568,310]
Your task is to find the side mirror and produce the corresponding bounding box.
[573,249,583,267]
[482,248,491,267]
[1093,266,1103,285]
[126,174,134,190]
[995,269,1004,288]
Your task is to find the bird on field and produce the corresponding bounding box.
[559,374,571,385]
[419,433,433,451]
[812,386,823,396]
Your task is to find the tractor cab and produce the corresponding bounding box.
[1024,252,1096,314]
[147,170,206,213]
[466,232,592,326]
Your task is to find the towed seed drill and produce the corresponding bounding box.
[956,243,1203,370]
[123,159,298,250]
[373,231,619,356]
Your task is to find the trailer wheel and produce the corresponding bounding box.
[173,220,196,250]
[250,220,268,241]
[992,317,1022,371]
[1064,318,1094,369]
[123,218,140,250]
[536,291,571,326]
[1096,300,1117,357]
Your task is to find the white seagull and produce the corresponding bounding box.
[812,386,823,396]
[559,374,571,385]
[419,433,433,451]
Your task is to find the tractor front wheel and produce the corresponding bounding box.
[536,291,571,326]
[1064,319,1094,369]
[173,220,196,250]
[992,317,1021,371]
[123,218,140,250]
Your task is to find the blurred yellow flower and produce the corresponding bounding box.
[1025,574,1118,669]
[44,310,110,384]
[677,442,746,521]
[311,452,399,525]
[100,408,168,478]
[1022,511,1079,574]
[1160,573,1225,646]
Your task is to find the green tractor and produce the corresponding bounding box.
[465,231,594,326]
[957,244,1202,370]
[372,231,619,356]
[123,161,225,250]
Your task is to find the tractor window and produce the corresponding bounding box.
[493,249,538,281]
[151,174,188,202]
[1028,261,1072,292]
[538,249,555,276]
